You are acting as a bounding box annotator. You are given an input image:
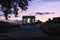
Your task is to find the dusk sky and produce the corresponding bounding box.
[0,0,60,22]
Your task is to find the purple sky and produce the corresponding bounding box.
[0,0,60,22]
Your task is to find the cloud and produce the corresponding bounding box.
[35,12,43,15]
[35,12,54,15]
[44,12,54,14]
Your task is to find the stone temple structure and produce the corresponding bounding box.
[22,16,35,24]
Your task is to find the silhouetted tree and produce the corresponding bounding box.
[36,20,42,24]
[46,18,52,23]
[0,0,31,20]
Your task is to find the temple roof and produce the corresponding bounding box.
[22,16,35,18]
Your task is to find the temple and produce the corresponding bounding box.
[22,16,35,24]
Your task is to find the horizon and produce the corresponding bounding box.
[0,16,60,23]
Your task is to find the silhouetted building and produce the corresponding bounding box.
[53,17,60,23]
[53,17,60,20]
[22,16,35,24]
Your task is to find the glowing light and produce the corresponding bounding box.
[27,18,31,23]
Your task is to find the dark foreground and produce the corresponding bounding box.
[0,21,60,40]
[0,36,60,40]
[0,36,48,40]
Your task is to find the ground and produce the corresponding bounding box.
[0,24,48,40]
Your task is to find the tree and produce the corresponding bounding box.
[46,18,52,23]
[0,0,31,20]
[0,0,12,20]
[36,20,42,24]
